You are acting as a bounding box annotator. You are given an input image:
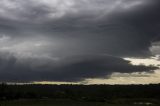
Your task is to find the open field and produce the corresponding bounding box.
[0,99,159,106]
[0,84,160,106]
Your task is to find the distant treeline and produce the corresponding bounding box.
[0,84,160,101]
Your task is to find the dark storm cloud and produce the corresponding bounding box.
[0,0,159,57]
[42,0,160,57]
[1,0,157,57]
[0,0,159,82]
[0,54,157,82]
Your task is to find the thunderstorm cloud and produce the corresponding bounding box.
[0,0,159,82]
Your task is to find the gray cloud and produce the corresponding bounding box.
[0,54,158,82]
[0,0,157,57]
[0,0,147,23]
[0,0,159,82]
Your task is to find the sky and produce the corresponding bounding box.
[0,0,160,84]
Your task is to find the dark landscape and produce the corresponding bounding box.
[0,84,160,106]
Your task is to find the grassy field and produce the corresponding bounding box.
[0,99,159,106]
[0,84,160,106]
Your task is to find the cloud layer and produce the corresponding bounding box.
[0,54,157,82]
[0,0,159,82]
[0,0,147,22]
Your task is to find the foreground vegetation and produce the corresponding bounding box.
[0,99,159,106]
[0,84,160,105]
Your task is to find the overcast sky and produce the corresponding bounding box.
[0,0,160,84]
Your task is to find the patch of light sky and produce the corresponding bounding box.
[36,56,160,85]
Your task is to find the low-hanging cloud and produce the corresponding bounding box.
[0,53,158,82]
